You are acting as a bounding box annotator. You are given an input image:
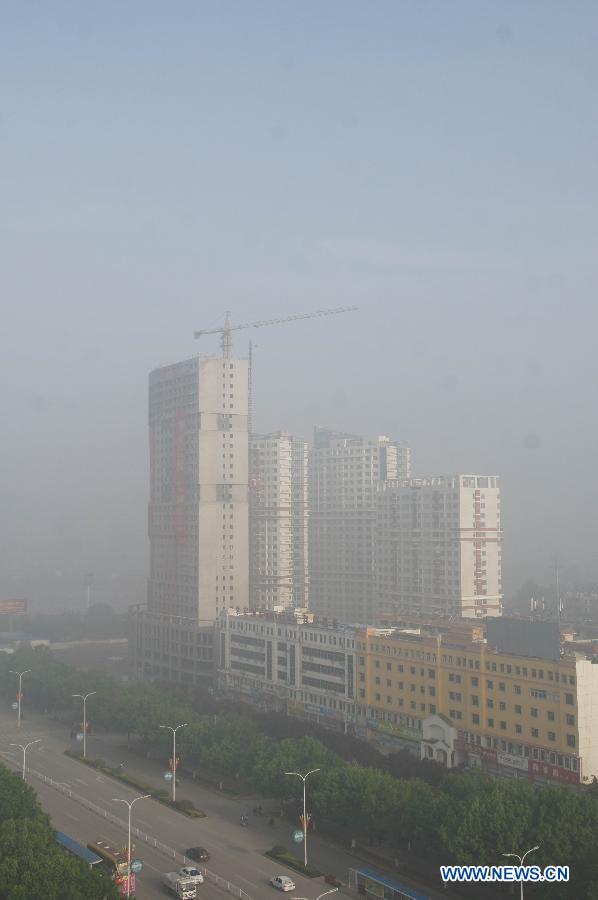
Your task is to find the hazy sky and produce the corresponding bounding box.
[1,1,597,611]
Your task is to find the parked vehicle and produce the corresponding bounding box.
[185,847,210,863]
[161,871,197,899]
[178,866,204,884]
[270,875,296,892]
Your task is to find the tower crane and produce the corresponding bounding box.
[193,305,358,358]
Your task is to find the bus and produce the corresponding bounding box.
[55,831,103,870]
[86,839,134,897]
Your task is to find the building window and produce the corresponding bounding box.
[567,734,576,748]
[566,714,575,726]
[472,714,480,725]
[548,731,556,742]
[531,728,539,738]
[514,685,522,695]
[500,721,507,730]
[565,694,574,705]
[531,708,538,718]
[515,724,522,735]
[515,704,522,714]
[547,711,555,722]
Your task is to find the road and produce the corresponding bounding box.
[0,706,453,900]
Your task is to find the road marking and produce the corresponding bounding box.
[95,776,104,783]
[75,778,87,785]
[64,811,80,823]
[238,876,259,889]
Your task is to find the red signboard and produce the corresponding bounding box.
[0,600,27,615]
[528,759,580,785]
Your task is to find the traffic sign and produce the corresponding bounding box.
[11,702,18,710]
[76,733,84,742]
[130,859,143,874]
[293,829,304,843]
[164,771,173,782]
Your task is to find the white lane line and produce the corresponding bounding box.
[238,876,259,889]
[74,778,87,785]
[64,811,80,823]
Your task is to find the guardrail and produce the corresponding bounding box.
[1,753,254,900]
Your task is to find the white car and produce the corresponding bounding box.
[270,875,296,892]
[179,866,205,884]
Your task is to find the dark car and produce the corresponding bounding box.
[186,847,210,863]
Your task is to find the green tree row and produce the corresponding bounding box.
[0,763,118,899]
[3,646,598,898]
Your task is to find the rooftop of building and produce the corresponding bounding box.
[221,607,358,631]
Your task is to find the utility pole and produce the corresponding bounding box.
[9,669,30,729]
[10,738,41,780]
[159,723,188,802]
[72,691,96,759]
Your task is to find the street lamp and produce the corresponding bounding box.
[292,890,338,900]
[72,691,96,759]
[502,845,540,900]
[285,768,321,868]
[112,794,151,899]
[159,723,187,802]
[9,669,31,728]
[10,738,41,780]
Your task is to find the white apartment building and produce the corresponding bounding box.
[249,432,309,610]
[218,608,356,731]
[147,355,249,621]
[309,429,411,625]
[376,476,502,619]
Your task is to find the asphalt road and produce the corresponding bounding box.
[0,707,452,900]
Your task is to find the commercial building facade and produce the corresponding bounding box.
[355,619,598,784]
[249,432,309,610]
[129,604,215,687]
[309,429,411,624]
[217,609,356,731]
[376,476,502,619]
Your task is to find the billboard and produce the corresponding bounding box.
[0,600,27,615]
[486,617,561,662]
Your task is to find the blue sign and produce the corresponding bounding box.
[164,771,173,782]
[293,829,304,844]
[130,859,143,874]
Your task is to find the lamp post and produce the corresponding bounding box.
[292,891,338,900]
[502,845,540,900]
[285,768,320,868]
[9,669,30,728]
[159,723,187,802]
[72,691,96,759]
[112,794,150,898]
[10,739,41,780]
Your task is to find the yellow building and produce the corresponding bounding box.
[356,619,598,785]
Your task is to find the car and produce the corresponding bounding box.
[270,875,296,892]
[185,847,210,863]
[179,865,204,884]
